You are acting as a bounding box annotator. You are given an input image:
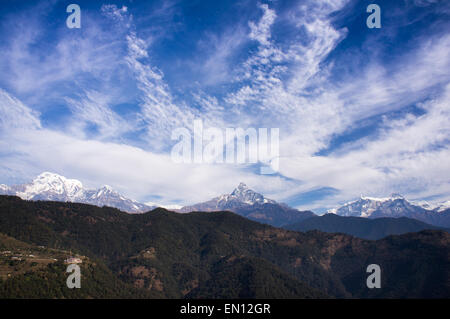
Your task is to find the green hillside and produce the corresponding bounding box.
[0,233,155,298]
[284,213,448,240]
[0,195,448,298]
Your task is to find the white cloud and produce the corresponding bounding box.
[64,90,133,140]
[0,89,41,130]
[101,4,129,21]
[286,0,349,91]
[249,3,277,46]
[220,0,450,209]
[1,15,124,97]
[124,32,199,150]
[193,27,248,85]
[0,89,282,205]
[280,83,450,210]
[0,0,449,210]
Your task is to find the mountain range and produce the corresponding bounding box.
[0,172,155,213]
[284,214,449,240]
[0,195,448,298]
[328,194,450,228]
[1,174,316,226]
[179,182,316,227]
[1,172,449,229]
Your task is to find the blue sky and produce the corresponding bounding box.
[0,0,449,212]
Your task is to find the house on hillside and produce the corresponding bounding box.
[64,257,82,264]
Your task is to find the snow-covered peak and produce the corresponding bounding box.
[180,183,278,213]
[18,172,84,200]
[413,200,450,212]
[1,172,153,213]
[228,183,275,205]
[178,184,314,226]
[93,185,118,197]
[329,193,434,218]
[436,200,450,212]
[216,183,276,206]
[234,182,249,191]
[33,171,83,188]
[327,208,337,214]
[230,183,250,197]
[412,200,436,210]
[145,201,182,210]
[359,193,404,202]
[101,185,114,191]
[0,184,12,196]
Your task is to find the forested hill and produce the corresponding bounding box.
[0,195,448,298]
[284,213,448,240]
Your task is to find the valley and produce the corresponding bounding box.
[0,195,448,299]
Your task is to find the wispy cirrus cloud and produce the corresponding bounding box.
[0,0,449,210]
[64,90,134,140]
[0,89,281,204]
[0,89,41,130]
[283,83,450,211]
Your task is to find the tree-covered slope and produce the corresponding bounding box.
[0,233,154,298]
[0,195,448,299]
[284,213,448,240]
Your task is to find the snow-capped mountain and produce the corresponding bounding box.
[227,182,277,205]
[179,183,276,213]
[413,200,450,212]
[0,184,12,195]
[14,172,85,202]
[82,185,155,213]
[145,201,183,210]
[328,194,411,218]
[0,172,155,213]
[179,183,315,227]
[328,194,450,227]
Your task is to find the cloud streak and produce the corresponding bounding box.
[0,0,449,210]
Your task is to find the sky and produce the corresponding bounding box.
[0,0,449,212]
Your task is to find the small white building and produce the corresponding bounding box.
[64,257,82,264]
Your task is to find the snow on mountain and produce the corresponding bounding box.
[436,201,450,212]
[328,194,421,218]
[217,182,277,208]
[330,194,450,218]
[328,193,450,227]
[413,200,450,212]
[15,172,84,202]
[145,201,183,210]
[412,200,436,211]
[180,183,276,213]
[179,183,315,227]
[0,184,11,194]
[0,172,155,213]
[82,185,154,213]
